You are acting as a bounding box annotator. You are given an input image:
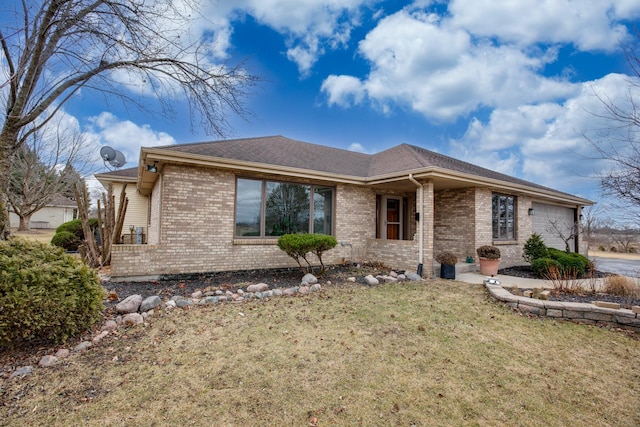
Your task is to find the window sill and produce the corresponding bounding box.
[492,240,518,246]
[233,239,279,245]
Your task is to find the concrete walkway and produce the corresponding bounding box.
[455,271,553,289]
[455,271,607,290]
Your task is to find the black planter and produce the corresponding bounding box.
[440,264,456,280]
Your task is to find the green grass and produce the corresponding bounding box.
[1,280,639,426]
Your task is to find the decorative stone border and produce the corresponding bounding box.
[485,282,640,332]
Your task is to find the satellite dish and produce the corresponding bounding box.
[100,146,126,169]
[109,150,126,168]
[100,146,116,161]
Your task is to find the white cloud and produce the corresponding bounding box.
[448,0,640,52]
[86,112,176,169]
[452,73,640,197]
[347,142,369,153]
[322,9,578,121]
[203,0,376,75]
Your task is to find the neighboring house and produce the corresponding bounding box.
[108,136,593,279]
[95,167,150,244]
[9,196,77,229]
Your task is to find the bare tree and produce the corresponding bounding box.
[0,0,259,238]
[546,218,580,253]
[8,120,88,230]
[585,36,640,214]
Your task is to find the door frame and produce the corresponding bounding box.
[381,195,403,240]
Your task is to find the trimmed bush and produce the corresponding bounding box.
[547,248,590,277]
[523,233,548,263]
[0,239,105,347]
[51,218,99,251]
[530,248,591,278]
[277,233,337,274]
[532,258,561,278]
[50,230,81,252]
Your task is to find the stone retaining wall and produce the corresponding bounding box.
[485,283,640,332]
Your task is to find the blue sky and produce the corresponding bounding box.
[4,1,640,217]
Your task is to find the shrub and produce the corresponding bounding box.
[51,218,99,251]
[435,252,458,265]
[476,245,500,260]
[546,248,590,277]
[277,233,337,274]
[610,247,618,252]
[604,276,639,297]
[598,245,606,251]
[0,239,105,347]
[531,258,561,278]
[522,233,548,263]
[50,230,81,251]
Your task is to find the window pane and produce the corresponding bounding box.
[313,187,333,235]
[492,194,515,240]
[235,179,262,237]
[492,195,499,239]
[265,182,310,236]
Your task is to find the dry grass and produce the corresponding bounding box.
[1,281,639,426]
[604,276,639,297]
[10,229,56,244]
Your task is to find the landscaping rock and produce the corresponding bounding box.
[9,366,32,379]
[301,273,318,285]
[38,355,58,368]
[299,285,311,295]
[116,294,143,314]
[122,312,144,326]
[310,284,322,292]
[93,331,109,343]
[54,349,70,359]
[191,290,203,299]
[101,320,118,332]
[176,299,193,308]
[247,283,269,293]
[140,295,162,312]
[405,272,422,281]
[347,277,356,282]
[364,275,379,286]
[74,341,92,352]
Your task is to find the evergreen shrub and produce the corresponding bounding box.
[0,239,105,347]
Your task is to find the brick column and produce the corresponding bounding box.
[421,180,434,278]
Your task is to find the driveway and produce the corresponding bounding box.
[590,255,640,278]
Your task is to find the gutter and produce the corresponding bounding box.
[408,174,424,276]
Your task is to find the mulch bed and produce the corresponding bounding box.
[499,265,640,309]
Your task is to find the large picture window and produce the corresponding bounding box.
[492,193,516,240]
[235,178,334,237]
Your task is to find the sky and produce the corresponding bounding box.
[3,0,640,220]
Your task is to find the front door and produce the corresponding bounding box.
[382,196,403,240]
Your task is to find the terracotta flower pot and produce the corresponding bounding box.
[478,257,500,276]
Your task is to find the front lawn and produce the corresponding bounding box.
[1,280,639,426]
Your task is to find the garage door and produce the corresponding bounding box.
[532,202,577,251]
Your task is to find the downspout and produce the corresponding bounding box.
[408,174,424,276]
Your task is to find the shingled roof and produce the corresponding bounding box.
[144,135,586,201]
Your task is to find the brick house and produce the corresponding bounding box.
[101,136,593,280]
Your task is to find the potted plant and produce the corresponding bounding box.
[476,245,501,276]
[435,252,457,279]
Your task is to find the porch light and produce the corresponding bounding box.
[147,161,158,173]
[579,214,584,221]
[528,208,535,216]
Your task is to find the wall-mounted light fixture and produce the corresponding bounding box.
[528,208,535,216]
[146,161,158,173]
[579,214,584,221]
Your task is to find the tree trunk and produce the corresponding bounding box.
[0,126,19,239]
[18,214,32,231]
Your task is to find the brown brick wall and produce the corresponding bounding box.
[110,163,571,278]
[434,188,476,261]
